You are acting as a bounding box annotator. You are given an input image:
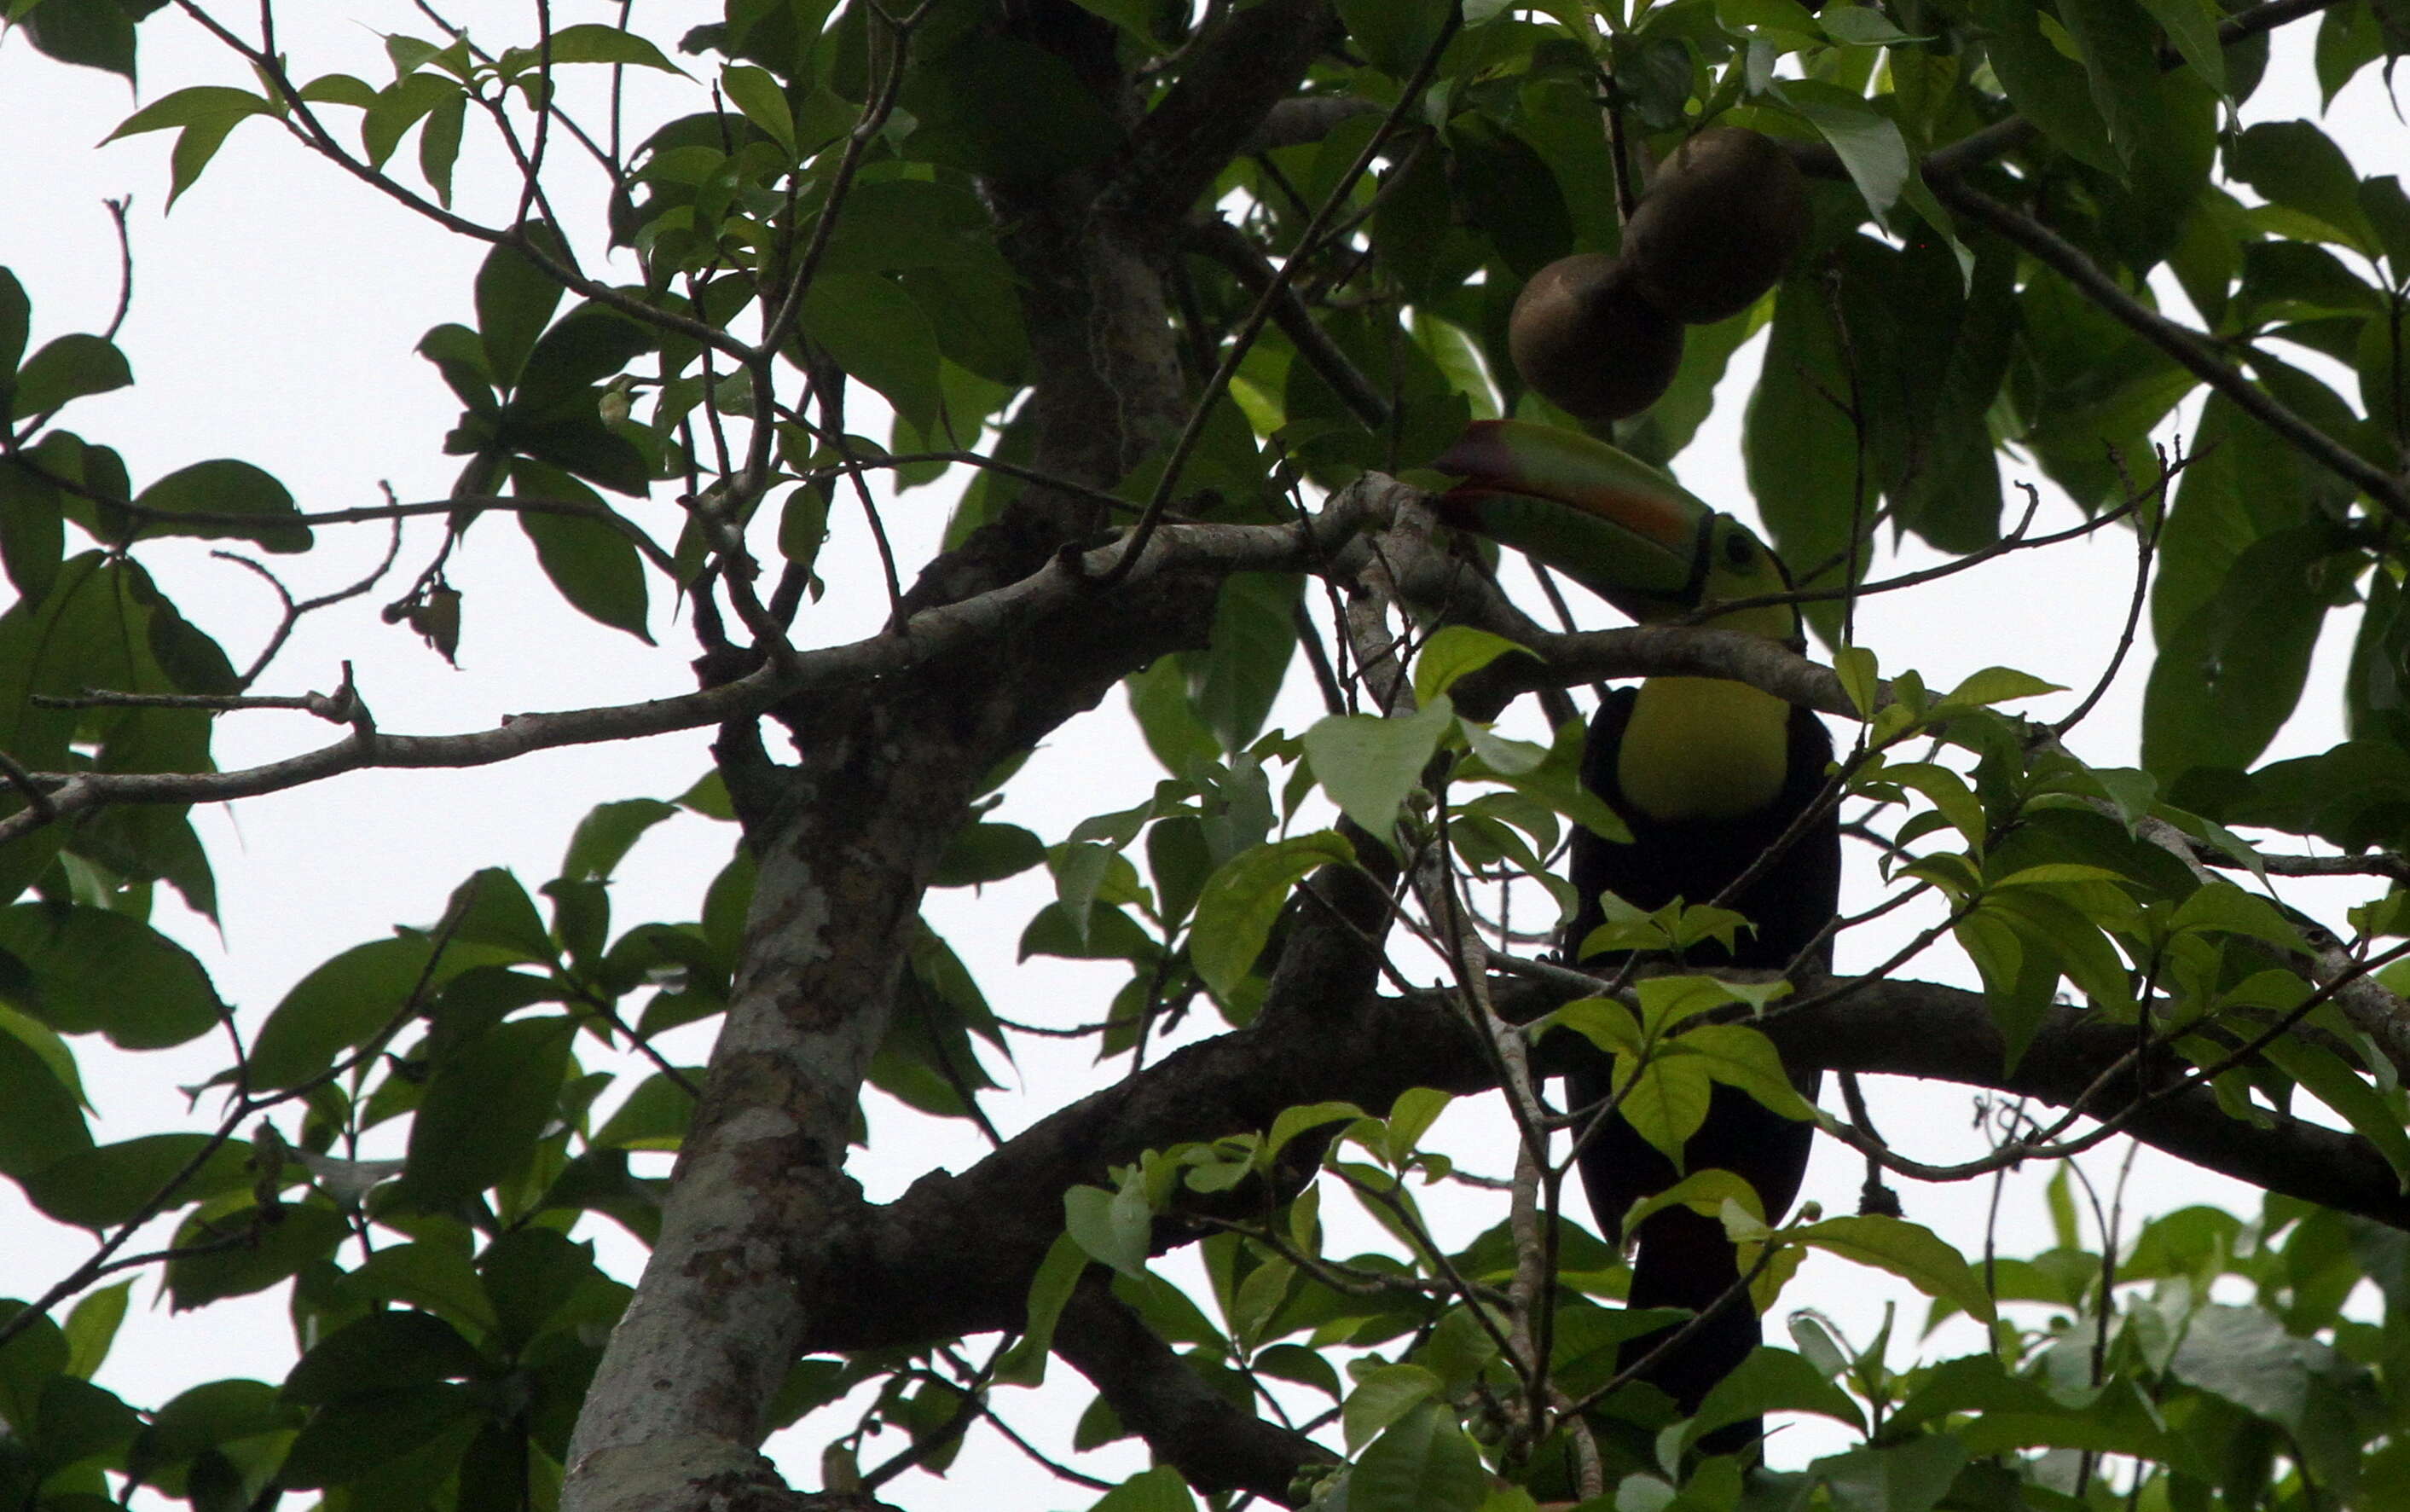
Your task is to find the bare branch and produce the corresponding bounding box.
[0,480,1407,847]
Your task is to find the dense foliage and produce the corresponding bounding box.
[5,2,2410,1511]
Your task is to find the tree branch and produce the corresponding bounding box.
[1108,0,1335,229]
[1935,180,2410,524]
[796,959,2410,1364]
[0,482,1408,846]
[1053,1280,1336,1504]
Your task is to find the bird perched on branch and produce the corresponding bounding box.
[1435,419,1841,1457]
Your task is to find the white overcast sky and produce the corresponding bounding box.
[3,5,2407,1503]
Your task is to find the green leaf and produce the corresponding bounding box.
[0,461,66,603]
[2057,0,2166,167]
[0,1011,91,1179]
[1968,0,2117,171]
[1342,1363,1440,1453]
[1383,1087,1451,1165]
[0,902,223,1047]
[1820,4,1926,44]
[2143,524,2341,781]
[1938,667,2066,710]
[0,269,27,379]
[800,272,942,435]
[512,460,653,640]
[1810,1432,1971,1512]
[779,483,831,574]
[561,797,678,882]
[285,1310,484,1405]
[1883,762,1987,850]
[362,71,463,172]
[894,35,1125,180]
[18,0,138,81]
[2262,1035,2410,1188]
[128,1378,298,1485]
[475,224,571,386]
[9,333,130,420]
[1412,627,1528,707]
[934,822,1046,888]
[2229,120,2375,252]
[276,1382,478,1488]
[298,72,382,108]
[1190,831,1356,1000]
[166,1199,350,1308]
[1834,646,1879,720]
[1334,0,1456,78]
[1266,1100,1364,1161]
[108,85,279,206]
[1179,571,1301,755]
[395,1015,578,1209]
[2169,881,2303,949]
[531,23,687,72]
[1088,1467,1199,1512]
[60,1282,130,1379]
[994,1232,1088,1387]
[0,1298,68,1434]
[1542,996,1643,1057]
[36,1373,142,1467]
[1747,276,1861,646]
[1063,1181,1152,1281]
[1693,1347,1869,1445]
[513,304,655,414]
[1680,1024,1817,1120]
[591,1066,703,1151]
[1349,1400,1490,1512]
[1793,1214,1996,1323]
[419,88,465,205]
[2168,1303,2352,1434]
[720,65,796,153]
[1302,697,1455,847]
[1618,1045,1714,1166]
[2134,0,2226,95]
[130,458,310,553]
[248,937,437,1090]
[345,1241,501,1333]
[1127,657,1221,777]
[22,1133,250,1230]
[439,867,553,962]
[1776,81,1910,222]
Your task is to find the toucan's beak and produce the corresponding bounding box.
[1433,419,1713,623]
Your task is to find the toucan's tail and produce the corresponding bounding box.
[1572,1065,1820,1456]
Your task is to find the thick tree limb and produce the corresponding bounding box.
[797,969,2410,1362]
[1054,1281,1337,1503]
[1109,0,1337,229]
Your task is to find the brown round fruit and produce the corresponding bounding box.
[1623,126,1810,326]
[1507,253,1686,423]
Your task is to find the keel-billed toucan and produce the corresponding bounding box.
[1434,420,1842,1456]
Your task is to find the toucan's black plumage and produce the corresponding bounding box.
[1432,419,1843,1459]
[1565,690,1840,1453]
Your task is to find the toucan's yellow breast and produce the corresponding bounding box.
[1617,677,1793,821]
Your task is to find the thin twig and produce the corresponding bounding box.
[2054,451,2170,737]
[100,197,135,341]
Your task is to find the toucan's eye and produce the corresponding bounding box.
[1723,532,1755,569]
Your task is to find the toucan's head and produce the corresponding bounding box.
[1433,420,1800,647]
